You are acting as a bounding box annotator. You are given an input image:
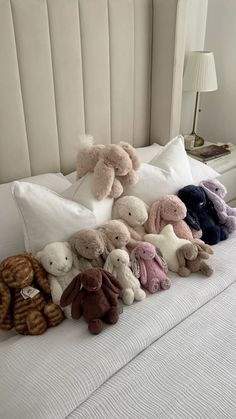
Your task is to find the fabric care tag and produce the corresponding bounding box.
[20,286,40,300]
[118,299,123,314]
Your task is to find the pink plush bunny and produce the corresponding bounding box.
[130,242,171,293]
[201,178,236,233]
[147,195,202,240]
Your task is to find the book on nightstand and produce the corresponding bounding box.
[187,144,231,162]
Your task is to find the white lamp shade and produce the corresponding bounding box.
[183,51,218,92]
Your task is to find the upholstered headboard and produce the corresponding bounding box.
[0,0,187,183]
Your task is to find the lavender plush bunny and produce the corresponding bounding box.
[201,178,236,233]
[130,242,171,293]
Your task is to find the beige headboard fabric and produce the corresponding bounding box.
[0,0,187,183]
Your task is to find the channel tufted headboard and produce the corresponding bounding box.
[0,0,187,183]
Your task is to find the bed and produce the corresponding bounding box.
[1,1,236,418]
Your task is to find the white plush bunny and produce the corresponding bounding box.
[36,242,80,318]
[104,249,146,305]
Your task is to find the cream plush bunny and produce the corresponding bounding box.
[37,242,80,318]
[112,195,149,249]
[104,249,146,305]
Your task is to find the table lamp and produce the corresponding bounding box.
[183,51,218,147]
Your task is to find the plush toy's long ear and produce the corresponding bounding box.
[28,255,51,295]
[176,247,186,268]
[102,270,122,294]
[0,276,11,325]
[154,249,168,273]
[185,209,201,230]
[112,201,120,219]
[60,274,81,307]
[119,142,141,170]
[130,250,141,279]
[148,201,162,234]
[92,159,115,200]
[104,256,115,276]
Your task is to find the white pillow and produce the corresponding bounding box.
[62,173,113,225]
[0,173,72,261]
[123,136,194,205]
[187,155,219,183]
[12,181,97,254]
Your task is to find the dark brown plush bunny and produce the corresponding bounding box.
[0,253,64,335]
[60,268,122,334]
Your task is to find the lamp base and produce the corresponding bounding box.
[191,132,205,147]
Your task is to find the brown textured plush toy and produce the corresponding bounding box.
[176,243,214,277]
[0,253,64,335]
[60,268,122,334]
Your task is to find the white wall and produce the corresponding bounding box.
[180,0,208,134]
[197,0,236,144]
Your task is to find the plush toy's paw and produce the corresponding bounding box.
[178,267,191,277]
[88,319,103,334]
[26,310,48,335]
[121,170,138,185]
[160,277,171,290]
[226,216,236,233]
[44,303,64,327]
[122,288,135,305]
[148,278,160,294]
[202,226,221,245]
[134,288,146,301]
[191,227,202,239]
[200,262,213,277]
[104,307,119,324]
[220,225,229,241]
[109,179,123,198]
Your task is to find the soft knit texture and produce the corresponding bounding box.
[131,242,171,293]
[104,249,146,305]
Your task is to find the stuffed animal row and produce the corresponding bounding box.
[76,135,141,200]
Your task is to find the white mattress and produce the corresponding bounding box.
[1,232,236,419]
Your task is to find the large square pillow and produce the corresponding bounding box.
[122,136,194,205]
[0,173,72,261]
[12,181,97,254]
[62,173,113,225]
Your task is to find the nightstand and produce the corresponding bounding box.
[189,142,236,207]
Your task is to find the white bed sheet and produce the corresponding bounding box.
[71,281,236,419]
[1,232,236,419]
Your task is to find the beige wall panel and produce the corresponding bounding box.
[79,0,111,144]
[47,0,85,174]
[133,0,152,147]
[0,0,31,183]
[109,0,134,144]
[10,0,60,175]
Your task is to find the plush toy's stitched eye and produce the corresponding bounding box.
[115,236,119,240]
[129,212,131,216]
[143,251,145,254]
[50,262,53,265]
[117,258,120,262]
[86,246,89,249]
[215,188,219,191]
[65,257,68,260]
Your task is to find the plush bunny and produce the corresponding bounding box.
[144,224,191,273]
[176,242,214,277]
[0,253,64,335]
[147,195,202,240]
[201,178,236,233]
[76,135,140,200]
[178,185,229,245]
[69,229,105,270]
[60,268,122,334]
[36,242,80,318]
[130,242,171,293]
[112,195,149,249]
[104,249,146,304]
[97,220,131,259]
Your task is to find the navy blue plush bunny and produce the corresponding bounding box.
[178,185,229,245]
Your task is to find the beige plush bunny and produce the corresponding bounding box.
[76,135,140,200]
[69,229,105,271]
[97,220,131,259]
[112,195,149,249]
[104,249,146,305]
